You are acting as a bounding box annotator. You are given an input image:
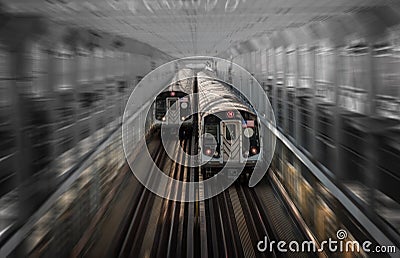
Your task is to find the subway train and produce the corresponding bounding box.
[197,71,262,178]
[153,68,195,137]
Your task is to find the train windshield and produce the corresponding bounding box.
[204,124,218,143]
[168,98,177,111]
[225,124,237,141]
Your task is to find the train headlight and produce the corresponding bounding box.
[205,148,212,156]
[250,147,258,155]
[181,116,186,121]
[244,128,254,138]
[180,102,188,109]
[162,117,166,121]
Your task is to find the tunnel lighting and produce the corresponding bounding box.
[170,91,175,96]
[251,147,258,155]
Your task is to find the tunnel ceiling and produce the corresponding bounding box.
[0,0,398,58]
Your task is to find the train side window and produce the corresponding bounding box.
[275,47,284,81]
[261,49,267,76]
[105,50,115,78]
[315,46,335,103]
[0,44,10,106]
[116,51,125,77]
[55,44,73,89]
[286,49,297,87]
[298,48,312,88]
[78,48,90,83]
[268,49,275,79]
[94,48,104,81]
[31,42,48,96]
[124,53,131,78]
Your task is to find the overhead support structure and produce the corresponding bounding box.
[221,6,400,59]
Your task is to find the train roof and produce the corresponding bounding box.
[197,71,255,119]
[165,68,195,94]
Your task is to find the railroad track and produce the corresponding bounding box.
[203,177,278,258]
[118,132,199,258]
[115,132,309,258]
[118,137,171,257]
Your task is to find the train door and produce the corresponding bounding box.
[220,121,241,162]
[166,97,179,124]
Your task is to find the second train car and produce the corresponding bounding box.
[153,68,195,137]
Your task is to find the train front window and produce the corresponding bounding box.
[204,125,218,144]
[155,98,166,120]
[225,124,237,141]
[168,98,177,111]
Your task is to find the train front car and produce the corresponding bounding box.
[197,71,262,179]
[153,68,195,138]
